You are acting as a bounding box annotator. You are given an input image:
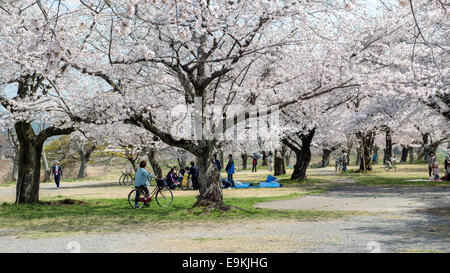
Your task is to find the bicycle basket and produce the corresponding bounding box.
[156,178,166,187]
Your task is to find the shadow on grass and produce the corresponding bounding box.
[0,193,354,234]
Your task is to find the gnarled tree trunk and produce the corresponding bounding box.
[147,149,162,178]
[77,145,96,179]
[409,146,415,163]
[261,151,268,166]
[193,146,226,210]
[383,126,392,164]
[15,121,73,203]
[357,130,375,172]
[400,145,409,163]
[274,149,286,176]
[241,153,248,170]
[282,128,316,181]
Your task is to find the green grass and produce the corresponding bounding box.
[0,193,356,235]
[341,164,450,186]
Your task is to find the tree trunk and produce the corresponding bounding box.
[11,158,18,182]
[193,147,226,210]
[127,158,138,173]
[147,150,162,178]
[77,145,96,179]
[418,133,430,160]
[77,152,88,179]
[321,149,332,167]
[241,153,248,170]
[373,145,379,164]
[282,128,315,181]
[217,149,224,170]
[356,148,361,165]
[409,146,415,163]
[41,149,51,182]
[261,151,268,166]
[383,127,392,164]
[357,131,375,172]
[15,122,43,204]
[285,150,291,167]
[291,146,311,180]
[274,150,286,176]
[14,121,74,203]
[177,152,187,169]
[400,145,408,163]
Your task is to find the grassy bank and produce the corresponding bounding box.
[341,164,450,186]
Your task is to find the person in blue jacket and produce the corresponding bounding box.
[225,154,235,188]
[134,160,155,207]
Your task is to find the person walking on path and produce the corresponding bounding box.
[252,156,258,172]
[426,152,436,178]
[189,161,199,190]
[51,162,63,189]
[225,154,235,188]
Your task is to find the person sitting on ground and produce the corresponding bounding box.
[134,161,155,207]
[166,167,180,189]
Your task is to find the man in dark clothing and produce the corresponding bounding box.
[51,162,63,189]
[225,154,235,188]
[214,154,221,172]
[189,161,199,190]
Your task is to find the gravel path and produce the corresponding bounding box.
[0,211,448,253]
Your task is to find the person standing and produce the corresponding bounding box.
[51,162,63,189]
[252,156,258,172]
[268,151,273,172]
[213,153,221,173]
[426,152,436,178]
[225,154,235,188]
[341,150,348,172]
[189,161,199,190]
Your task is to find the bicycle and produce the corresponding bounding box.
[335,159,344,174]
[119,172,134,186]
[384,160,397,172]
[128,177,174,209]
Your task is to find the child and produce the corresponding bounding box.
[181,167,191,189]
[432,162,439,181]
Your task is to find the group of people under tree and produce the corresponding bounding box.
[427,152,450,181]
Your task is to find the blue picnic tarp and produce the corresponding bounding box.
[232,175,281,188]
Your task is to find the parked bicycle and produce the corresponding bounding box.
[335,158,344,173]
[128,177,173,209]
[119,172,134,186]
[384,160,397,172]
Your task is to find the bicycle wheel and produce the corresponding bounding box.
[124,174,133,185]
[155,186,173,207]
[128,188,148,209]
[119,174,125,185]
